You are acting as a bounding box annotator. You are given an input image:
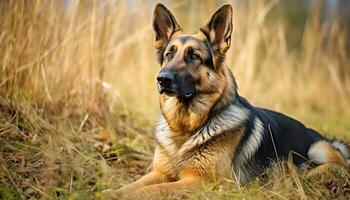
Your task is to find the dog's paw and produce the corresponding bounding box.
[100,189,124,200]
[100,188,140,200]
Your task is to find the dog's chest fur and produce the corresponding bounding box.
[154,104,250,180]
[154,129,244,181]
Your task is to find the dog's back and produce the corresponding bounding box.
[232,97,324,183]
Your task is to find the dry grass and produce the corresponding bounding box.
[0,0,349,199]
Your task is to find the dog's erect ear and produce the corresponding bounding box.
[200,4,233,55]
[153,4,181,60]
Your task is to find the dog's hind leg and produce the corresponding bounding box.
[307,140,349,176]
[308,141,347,165]
[330,140,350,166]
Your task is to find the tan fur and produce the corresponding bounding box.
[156,126,244,179]
[104,127,244,199]
[192,31,208,41]
[309,141,346,165]
[154,29,182,50]
[306,141,347,179]
[159,33,234,134]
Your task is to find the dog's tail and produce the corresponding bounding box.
[330,140,350,166]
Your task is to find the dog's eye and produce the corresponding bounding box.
[165,51,173,60]
[190,53,200,60]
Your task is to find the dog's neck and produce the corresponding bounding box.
[159,66,237,147]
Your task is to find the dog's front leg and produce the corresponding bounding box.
[130,168,204,199]
[134,177,202,199]
[101,170,168,199]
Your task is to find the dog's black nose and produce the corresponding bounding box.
[157,71,174,87]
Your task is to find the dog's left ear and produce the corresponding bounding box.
[200,4,233,55]
[153,4,182,62]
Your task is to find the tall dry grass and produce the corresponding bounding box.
[0,0,349,199]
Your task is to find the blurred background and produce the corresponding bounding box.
[1,0,350,199]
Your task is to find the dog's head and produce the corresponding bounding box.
[153,3,233,100]
[152,4,235,132]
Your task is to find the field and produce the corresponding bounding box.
[1,0,350,199]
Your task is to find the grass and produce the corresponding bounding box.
[0,0,350,199]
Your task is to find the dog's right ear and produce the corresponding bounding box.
[153,4,181,63]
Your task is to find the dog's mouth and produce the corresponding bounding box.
[159,88,177,96]
[158,85,195,99]
[183,92,195,99]
[160,90,195,99]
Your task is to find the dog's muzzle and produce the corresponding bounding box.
[157,70,195,99]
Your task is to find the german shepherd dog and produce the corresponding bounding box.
[103,3,350,199]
